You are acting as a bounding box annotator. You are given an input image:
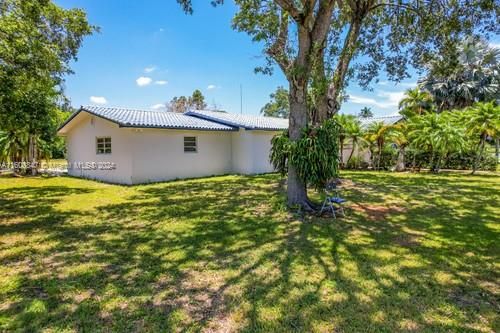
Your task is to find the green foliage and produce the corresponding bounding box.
[399,88,434,118]
[420,37,500,111]
[271,119,340,189]
[358,107,373,118]
[167,89,208,112]
[261,86,289,118]
[0,0,95,167]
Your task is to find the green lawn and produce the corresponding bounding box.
[0,172,498,332]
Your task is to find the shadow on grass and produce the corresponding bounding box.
[0,172,498,332]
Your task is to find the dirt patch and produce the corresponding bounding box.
[449,288,487,310]
[393,234,421,248]
[350,203,406,221]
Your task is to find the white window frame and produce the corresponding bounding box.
[183,136,197,153]
[96,137,112,155]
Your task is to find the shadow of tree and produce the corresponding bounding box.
[0,172,498,332]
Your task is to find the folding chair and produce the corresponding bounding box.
[320,180,347,218]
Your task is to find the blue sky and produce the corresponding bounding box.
[57,0,497,117]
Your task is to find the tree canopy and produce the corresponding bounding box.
[261,86,289,118]
[167,89,208,113]
[0,0,96,172]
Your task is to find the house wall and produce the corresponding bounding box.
[130,128,233,184]
[231,129,278,174]
[63,115,279,184]
[65,113,134,184]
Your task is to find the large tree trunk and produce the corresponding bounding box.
[287,82,310,208]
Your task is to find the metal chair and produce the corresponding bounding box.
[320,180,347,218]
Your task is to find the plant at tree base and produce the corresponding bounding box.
[271,119,340,193]
[462,101,500,174]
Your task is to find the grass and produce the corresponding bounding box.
[0,171,498,332]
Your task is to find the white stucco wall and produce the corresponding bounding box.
[64,113,134,184]
[231,129,278,174]
[62,113,279,184]
[130,128,232,184]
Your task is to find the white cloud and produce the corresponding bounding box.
[207,84,217,90]
[144,66,156,73]
[151,103,166,110]
[348,90,405,109]
[89,96,107,105]
[490,42,500,49]
[377,91,405,107]
[136,76,152,87]
[155,80,168,85]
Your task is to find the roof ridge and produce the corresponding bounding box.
[191,109,288,121]
[82,105,172,114]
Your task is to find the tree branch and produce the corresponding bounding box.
[274,0,303,22]
[266,10,292,78]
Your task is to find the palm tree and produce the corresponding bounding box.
[407,113,440,171]
[365,121,390,170]
[335,114,357,168]
[408,112,466,172]
[431,113,466,172]
[358,107,373,118]
[0,129,29,172]
[398,88,433,118]
[388,123,409,171]
[462,101,500,174]
[345,119,365,167]
[420,37,500,111]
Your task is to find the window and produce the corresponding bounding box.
[184,136,197,153]
[96,137,112,154]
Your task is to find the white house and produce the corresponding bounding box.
[58,106,288,184]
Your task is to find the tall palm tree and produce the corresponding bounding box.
[399,88,433,118]
[358,107,373,118]
[345,118,365,167]
[407,113,440,171]
[365,121,390,170]
[388,123,409,171]
[408,112,466,172]
[462,101,500,174]
[0,129,29,172]
[335,114,357,168]
[420,37,500,111]
[431,113,466,172]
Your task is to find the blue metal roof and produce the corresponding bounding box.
[59,106,237,132]
[186,110,288,131]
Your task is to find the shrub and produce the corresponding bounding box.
[270,119,340,190]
